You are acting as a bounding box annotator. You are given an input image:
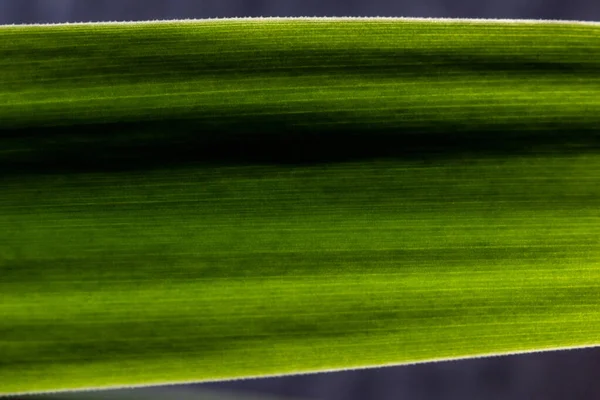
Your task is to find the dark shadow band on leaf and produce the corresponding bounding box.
[1,111,599,175]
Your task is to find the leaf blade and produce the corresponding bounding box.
[1,18,600,395]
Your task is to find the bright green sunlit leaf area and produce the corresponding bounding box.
[1,17,600,395]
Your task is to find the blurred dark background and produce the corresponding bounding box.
[2,1,600,399]
[1,0,600,24]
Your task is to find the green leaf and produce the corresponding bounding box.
[1,17,600,396]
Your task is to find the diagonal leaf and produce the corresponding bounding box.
[1,17,600,396]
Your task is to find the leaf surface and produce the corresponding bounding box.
[1,17,600,395]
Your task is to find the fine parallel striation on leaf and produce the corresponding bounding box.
[1,18,600,395]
